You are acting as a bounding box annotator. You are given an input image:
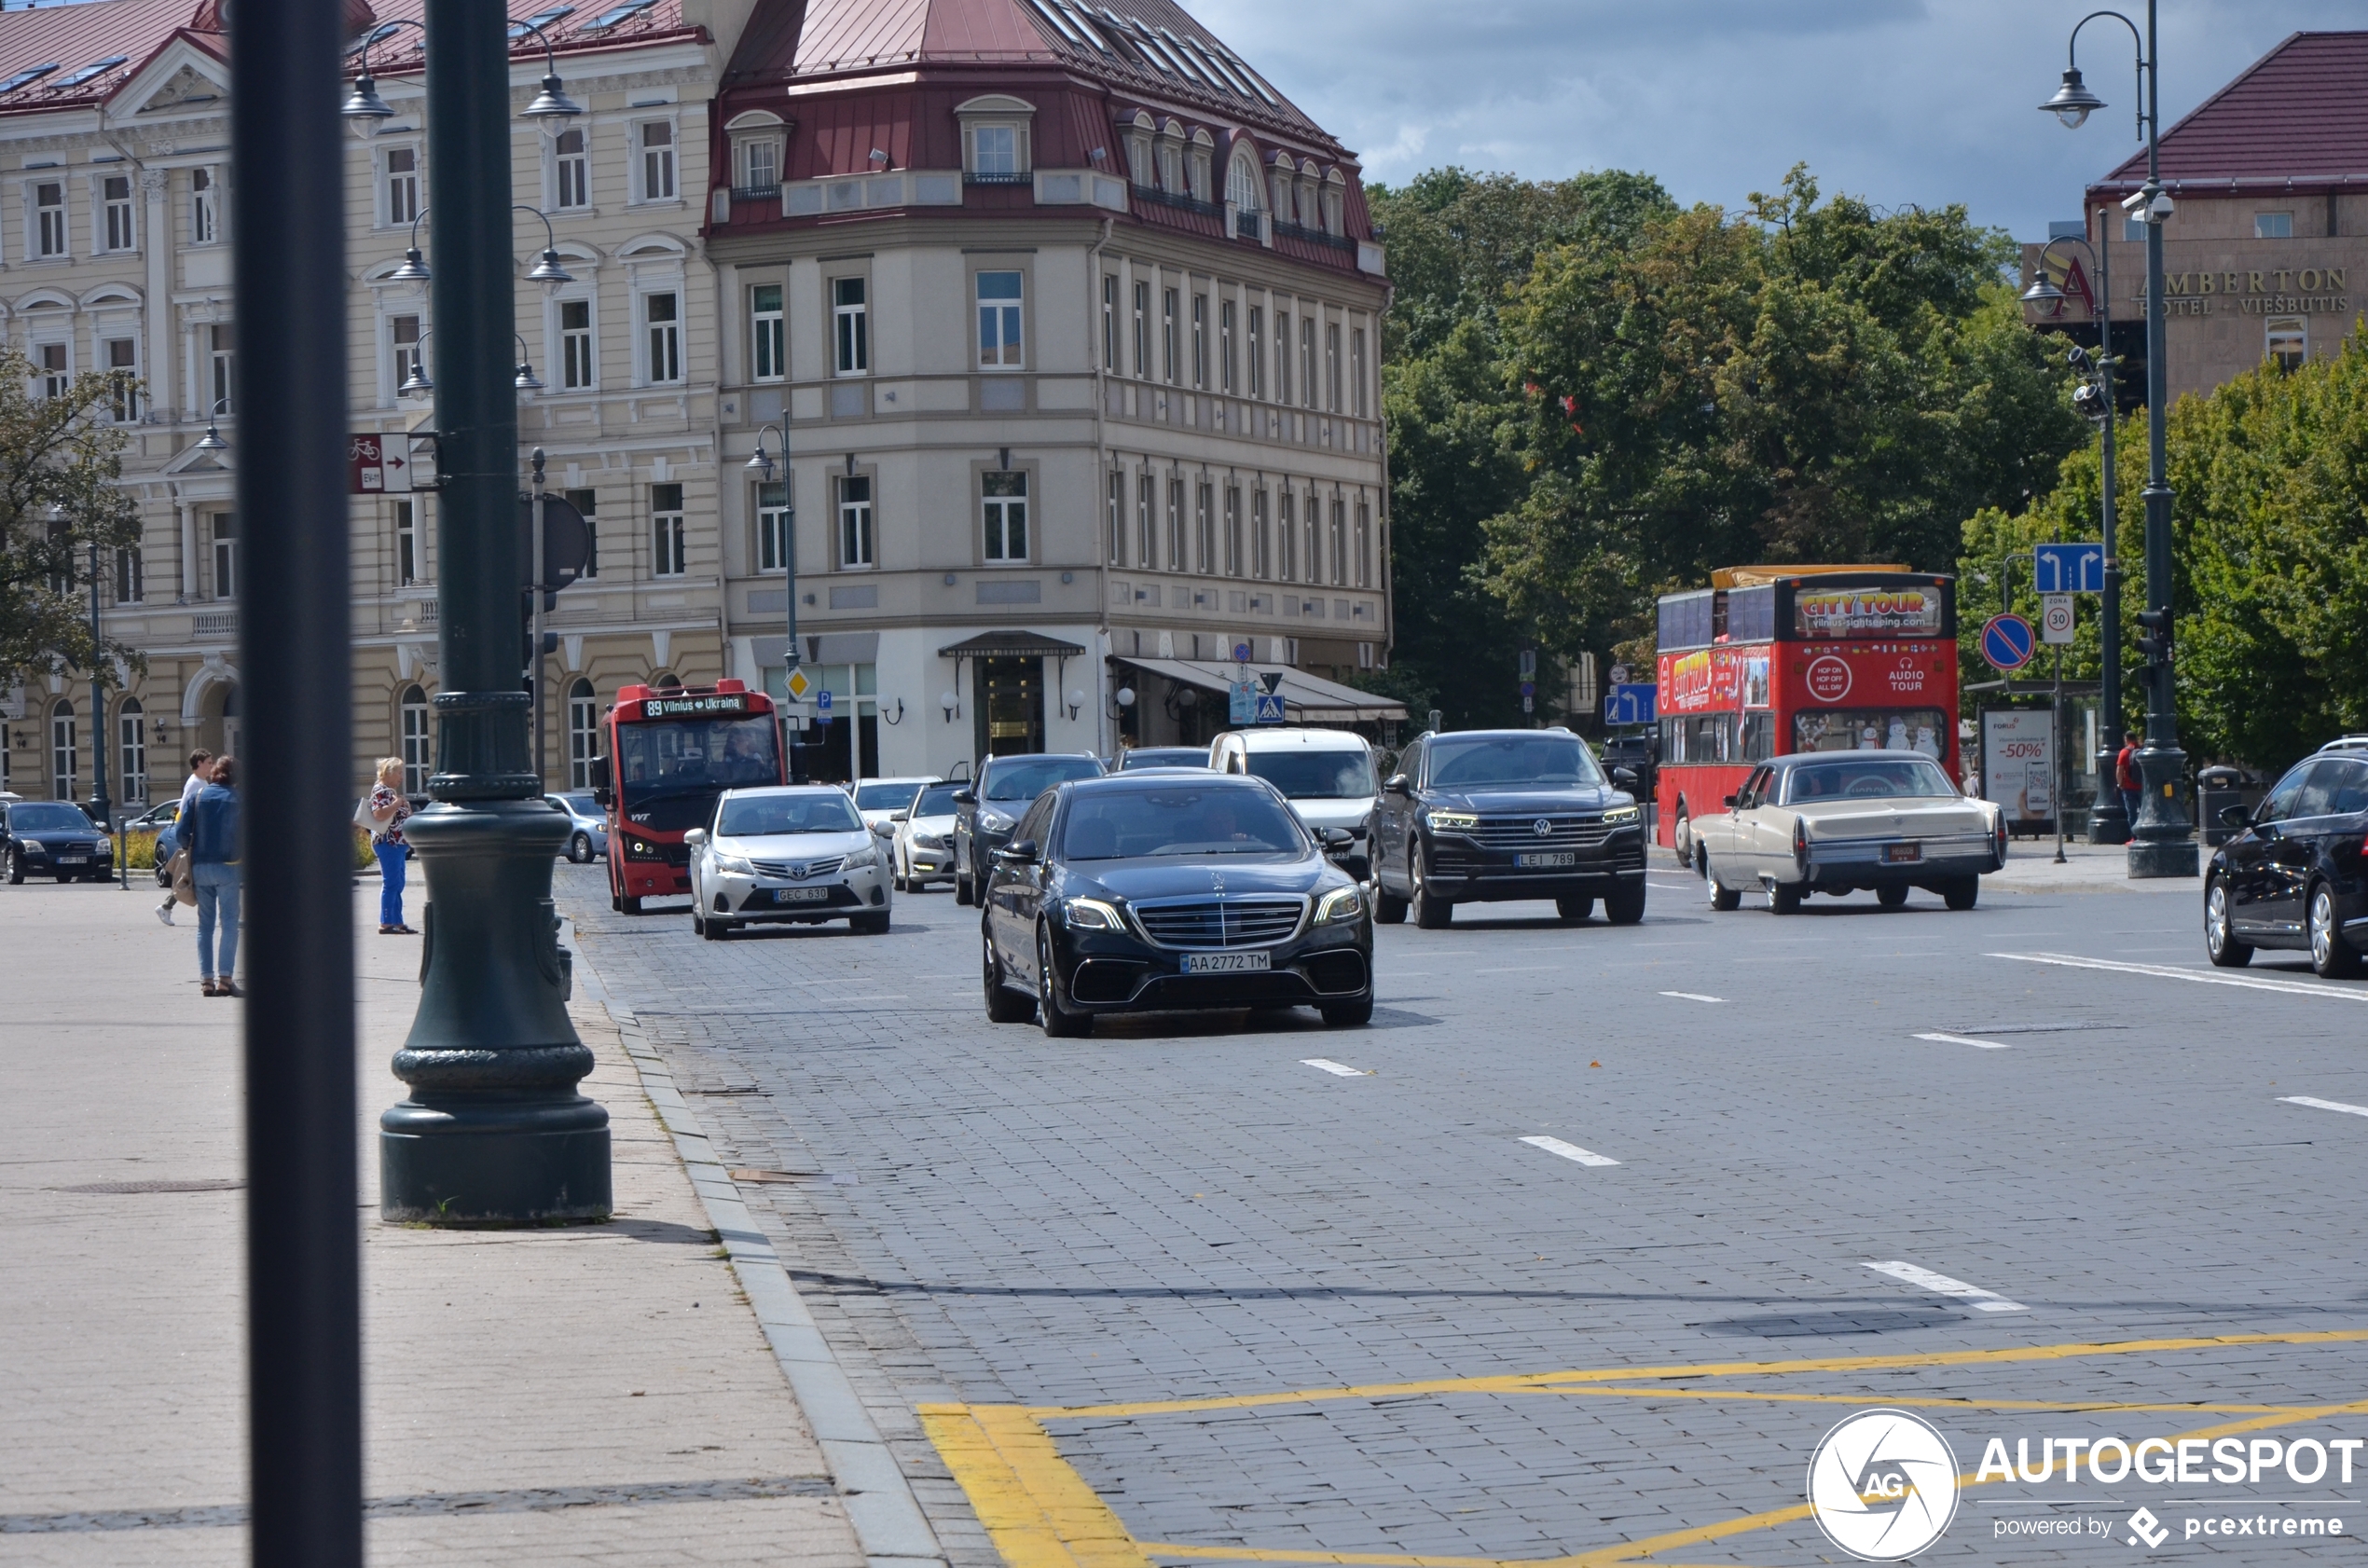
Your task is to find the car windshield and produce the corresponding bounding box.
[1119,748,1210,771]
[1060,785,1307,860]
[913,783,964,817]
[1426,736,1604,789]
[11,804,96,832]
[560,793,598,816]
[717,792,863,836]
[983,755,1104,801]
[1782,757,1961,804]
[1244,747,1375,800]
[853,781,927,811]
[616,717,779,794]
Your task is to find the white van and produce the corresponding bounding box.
[1208,727,1378,879]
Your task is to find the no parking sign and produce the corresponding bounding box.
[1979,613,2036,673]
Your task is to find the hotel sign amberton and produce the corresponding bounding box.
[2138,267,2349,318]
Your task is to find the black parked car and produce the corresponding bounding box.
[980,773,1373,1036]
[951,752,1106,906]
[1370,728,1645,928]
[1115,746,1212,771]
[2206,744,2368,976]
[2,800,112,884]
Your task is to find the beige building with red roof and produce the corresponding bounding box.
[2025,30,2368,406]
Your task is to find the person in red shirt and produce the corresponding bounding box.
[2115,729,2142,827]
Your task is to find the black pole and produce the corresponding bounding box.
[379,1,609,1225]
[2089,210,2127,844]
[2128,0,2197,877]
[86,538,109,831]
[228,0,361,1560]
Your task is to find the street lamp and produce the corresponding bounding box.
[2041,1,2196,878]
[2021,231,2128,845]
[194,396,231,451]
[514,203,573,295]
[76,521,111,835]
[376,0,609,1227]
[513,335,544,394]
[745,421,802,731]
[389,210,432,284]
[400,330,434,398]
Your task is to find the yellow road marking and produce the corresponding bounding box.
[923,1332,2368,1568]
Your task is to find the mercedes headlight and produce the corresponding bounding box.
[1314,886,1365,924]
[1603,805,1642,825]
[1425,811,1478,831]
[713,853,755,876]
[913,832,944,849]
[1065,896,1123,929]
[844,845,879,870]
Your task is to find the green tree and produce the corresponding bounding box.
[0,349,145,689]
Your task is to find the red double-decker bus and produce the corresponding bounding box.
[591,680,784,912]
[1654,567,1961,866]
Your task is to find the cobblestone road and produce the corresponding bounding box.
[561,864,2368,1565]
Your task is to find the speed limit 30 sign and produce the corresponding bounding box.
[2041,593,2075,645]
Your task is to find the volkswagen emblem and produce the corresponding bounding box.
[788,861,808,881]
[1534,818,1553,837]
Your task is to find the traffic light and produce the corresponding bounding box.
[2135,607,2172,662]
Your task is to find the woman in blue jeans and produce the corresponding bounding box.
[367,756,416,934]
[184,756,242,997]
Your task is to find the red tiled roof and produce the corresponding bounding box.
[2088,31,2368,195]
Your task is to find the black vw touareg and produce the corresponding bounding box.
[1370,728,1645,928]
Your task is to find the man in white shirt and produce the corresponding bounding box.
[154,749,213,927]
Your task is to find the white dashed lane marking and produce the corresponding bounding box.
[1300,1058,1370,1078]
[1915,1031,2011,1050]
[2279,1094,2368,1119]
[1659,990,1724,1003]
[1864,1259,2028,1313]
[1520,1135,1620,1168]
[1992,951,2368,1000]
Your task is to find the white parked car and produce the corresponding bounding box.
[892,779,964,892]
[849,776,940,834]
[1692,751,2006,914]
[684,785,891,938]
[1209,727,1378,880]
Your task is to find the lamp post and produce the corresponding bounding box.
[2041,0,2197,877]
[85,535,110,834]
[364,0,610,1224]
[2019,230,2127,844]
[746,423,800,770]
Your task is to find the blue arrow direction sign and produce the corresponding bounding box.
[2033,542,2106,594]
[1603,683,1658,726]
[1980,612,2037,673]
[1253,692,1287,723]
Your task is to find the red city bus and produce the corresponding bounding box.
[590,680,785,912]
[1654,567,1961,865]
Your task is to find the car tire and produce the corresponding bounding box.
[1604,883,1645,925]
[1410,845,1452,928]
[1556,896,1594,923]
[1769,882,1804,915]
[956,863,975,907]
[852,910,891,935]
[2206,876,2253,969]
[984,930,1038,1024]
[2308,882,2359,978]
[1940,877,1979,912]
[1877,884,1909,910]
[1704,855,1742,912]
[6,849,20,885]
[568,832,591,864]
[1037,925,1092,1037]
[1672,809,1693,869]
[1320,994,1374,1027]
[1374,886,1408,924]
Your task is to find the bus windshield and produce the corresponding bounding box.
[615,717,779,795]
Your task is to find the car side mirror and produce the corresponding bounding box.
[890,811,909,823]
[1321,827,1353,846]
[1612,767,1639,790]
[1722,793,1738,808]
[998,838,1039,863]
[2220,804,2251,830]
[952,789,977,807]
[1383,773,1408,794]
[871,820,895,837]
[589,755,610,790]
[684,828,709,848]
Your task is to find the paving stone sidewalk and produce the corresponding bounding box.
[0,870,879,1568]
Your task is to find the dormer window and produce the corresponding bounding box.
[726,110,788,200]
[1188,130,1213,203]
[957,95,1035,184]
[1157,138,1181,196]
[1226,151,1260,213]
[1322,169,1346,237]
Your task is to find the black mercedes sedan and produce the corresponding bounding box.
[2206,741,2368,977]
[979,773,1374,1036]
[1370,727,1645,928]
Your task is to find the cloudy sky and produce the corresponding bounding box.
[1190,1,2361,240]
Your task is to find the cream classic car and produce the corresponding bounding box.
[1692,752,2006,914]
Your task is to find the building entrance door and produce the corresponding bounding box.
[972,655,1044,763]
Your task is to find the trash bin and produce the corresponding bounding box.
[2197,764,2247,846]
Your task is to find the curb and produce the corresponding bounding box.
[567,922,946,1568]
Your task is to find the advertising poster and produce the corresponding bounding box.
[1982,709,2055,830]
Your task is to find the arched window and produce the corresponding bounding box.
[50,699,77,801]
[568,678,600,790]
[118,697,146,805]
[399,684,430,794]
[1226,152,1260,213]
